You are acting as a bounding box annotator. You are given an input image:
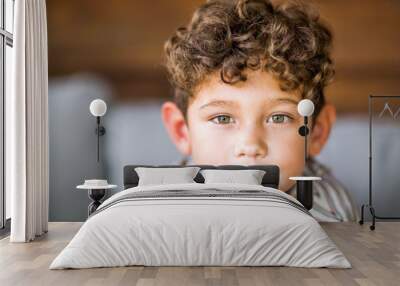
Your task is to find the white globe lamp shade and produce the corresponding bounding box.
[89,99,107,117]
[297,99,314,117]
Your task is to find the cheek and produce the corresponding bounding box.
[267,127,303,159]
[188,122,236,164]
[266,130,305,191]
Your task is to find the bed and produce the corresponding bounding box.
[49,165,350,269]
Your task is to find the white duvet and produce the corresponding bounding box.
[49,183,351,269]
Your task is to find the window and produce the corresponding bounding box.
[0,0,14,232]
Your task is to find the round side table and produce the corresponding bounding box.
[289,176,321,210]
[76,183,117,217]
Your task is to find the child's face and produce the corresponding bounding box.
[162,68,335,192]
[186,69,306,192]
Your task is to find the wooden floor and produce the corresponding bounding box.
[0,222,399,286]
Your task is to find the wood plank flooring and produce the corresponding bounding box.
[0,222,399,286]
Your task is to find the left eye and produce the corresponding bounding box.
[210,115,234,124]
[267,114,292,124]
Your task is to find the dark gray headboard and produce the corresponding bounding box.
[123,165,280,190]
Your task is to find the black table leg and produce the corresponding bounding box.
[296,180,313,210]
[88,189,106,216]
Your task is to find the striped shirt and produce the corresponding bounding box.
[178,156,358,222]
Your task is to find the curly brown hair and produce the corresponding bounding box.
[163,0,335,122]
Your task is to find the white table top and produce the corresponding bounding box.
[76,184,117,190]
[289,176,322,181]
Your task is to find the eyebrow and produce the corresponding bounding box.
[199,97,299,110]
[275,97,299,105]
[199,100,239,110]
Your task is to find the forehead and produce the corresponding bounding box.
[191,69,301,108]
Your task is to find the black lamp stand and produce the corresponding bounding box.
[95,116,106,162]
[298,116,310,164]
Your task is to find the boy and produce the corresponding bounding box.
[160,0,358,222]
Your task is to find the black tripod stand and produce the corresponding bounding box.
[359,95,400,230]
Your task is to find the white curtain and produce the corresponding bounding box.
[7,0,49,242]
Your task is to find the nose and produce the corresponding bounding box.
[234,126,267,159]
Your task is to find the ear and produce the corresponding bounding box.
[160,101,191,156]
[309,103,337,156]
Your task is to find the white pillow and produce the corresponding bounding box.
[135,167,201,186]
[200,169,266,185]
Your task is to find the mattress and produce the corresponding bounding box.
[49,183,351,269]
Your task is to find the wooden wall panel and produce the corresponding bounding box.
[47,0,400,114]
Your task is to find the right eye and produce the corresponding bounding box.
[210,115,234,125]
